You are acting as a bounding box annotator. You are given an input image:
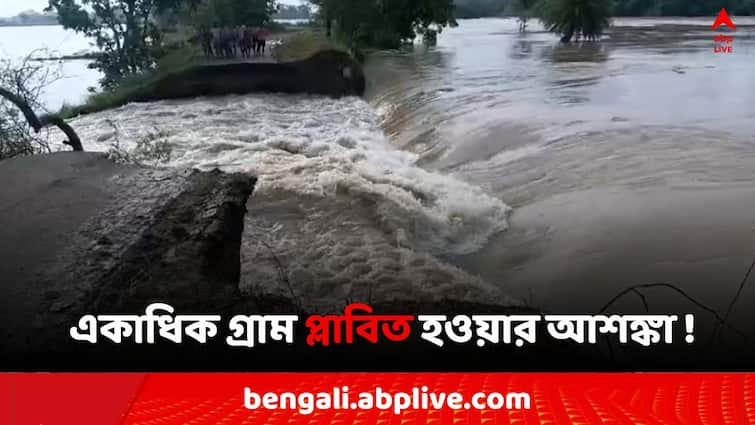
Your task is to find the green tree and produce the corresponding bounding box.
[47,0,187,88]
[311,0,457,49]
[537,0,612,42]
[188,0,277,28]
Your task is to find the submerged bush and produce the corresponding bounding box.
[537,0,612,42]
[105,119,173,167]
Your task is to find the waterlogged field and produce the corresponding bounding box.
[71,94,514,309]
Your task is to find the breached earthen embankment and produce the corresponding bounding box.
[133,50,366,101]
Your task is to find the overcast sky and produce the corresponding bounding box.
[1,0,305,18]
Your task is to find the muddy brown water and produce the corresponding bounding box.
[364,18,755,340]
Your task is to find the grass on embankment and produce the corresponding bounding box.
[272,30,351,63]
[58,41,203,119]
[58,75,148,119]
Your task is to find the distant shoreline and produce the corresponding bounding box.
[0,22,60,28]
[29,53,96,61]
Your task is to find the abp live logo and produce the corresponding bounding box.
[712,8,736,53]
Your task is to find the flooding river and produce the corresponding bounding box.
[365,18,755,317]
[366,17,755,205]
[68,19,755,324]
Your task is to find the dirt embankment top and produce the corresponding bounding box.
[134,50,366,102]
[62,48,366,118]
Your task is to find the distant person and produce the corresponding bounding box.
[200,27,213,57]
[222,27,232,58]
[256,27,269,56]
[221,27,235,58]
[251,27,260,56]
[212,26,223,58]
[218,27,227,58]
[232,26,242,57]
[240,27,253,58]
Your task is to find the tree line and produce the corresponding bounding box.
[0,10,59,27]
[311,0,458,49]
[454,0,507,18]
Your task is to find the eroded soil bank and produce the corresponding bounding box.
[1,153,747,371]
[0,152,255,366]
[67,50,366,117]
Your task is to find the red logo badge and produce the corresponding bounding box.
[712,9,736,53]
[711,8,736,30]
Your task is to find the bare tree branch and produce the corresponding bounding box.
[0,87,83,152]
[598,282,751,341]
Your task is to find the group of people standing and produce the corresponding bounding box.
[200,26,271,59]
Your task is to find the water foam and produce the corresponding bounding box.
[71,94,510,256]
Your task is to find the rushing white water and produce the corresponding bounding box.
[70,94,516,310]
[72,94,511,257]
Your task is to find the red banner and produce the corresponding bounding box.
[2,373,754,424]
